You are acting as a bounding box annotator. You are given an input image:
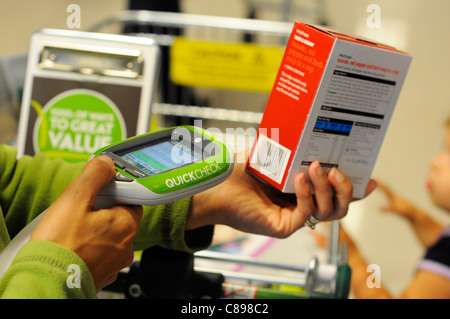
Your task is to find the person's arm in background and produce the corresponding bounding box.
[377,182,444,248]
[341,227,450,299]
[340,227,392,298]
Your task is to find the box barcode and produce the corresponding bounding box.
[250,134,291,184]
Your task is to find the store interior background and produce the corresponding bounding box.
[1,0,449,297]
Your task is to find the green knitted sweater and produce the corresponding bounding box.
[0,145,213,298]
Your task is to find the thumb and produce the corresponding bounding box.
[68,156,116,208]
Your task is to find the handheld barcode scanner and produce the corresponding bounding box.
[0,126,234,279]
[94,126,234,207]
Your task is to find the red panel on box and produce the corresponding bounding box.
[249,22,335,186]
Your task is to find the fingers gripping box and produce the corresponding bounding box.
[247,22,412,198]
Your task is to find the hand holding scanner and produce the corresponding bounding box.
[0,126,234,280]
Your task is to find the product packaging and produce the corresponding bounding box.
[247,22,412,198]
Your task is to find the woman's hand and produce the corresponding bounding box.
[188,153,376,238]
[31,156,143,291]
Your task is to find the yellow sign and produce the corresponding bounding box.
[170,37,284,92]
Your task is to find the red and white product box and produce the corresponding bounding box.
[247,22,412,198]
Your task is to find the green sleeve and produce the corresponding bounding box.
[134,199,214,253]
[0,145,94,298]
[0,145,84,239]
[0,241,97,298]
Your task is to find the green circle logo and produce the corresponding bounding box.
[33,89,127,163]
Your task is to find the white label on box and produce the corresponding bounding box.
[249,134,291,184]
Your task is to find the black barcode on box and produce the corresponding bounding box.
[250,134,291,184]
